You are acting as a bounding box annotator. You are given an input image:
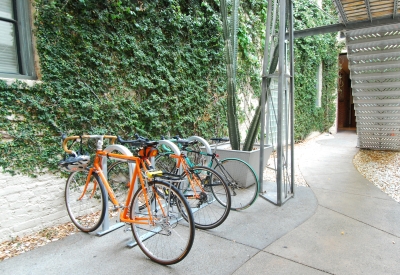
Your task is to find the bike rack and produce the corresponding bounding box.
[157,140,181,160]
[187,136,212,164]
[157,139,182,170]
[96,144,135,237]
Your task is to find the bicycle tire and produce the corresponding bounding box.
[108,160,156,211]
[65,170,107,232]
[154,153,176,173]
[130,180,195,265]
[107,160,131,206]
[213,158,259,211]
[178,166,231,230]
[185,141,206,167]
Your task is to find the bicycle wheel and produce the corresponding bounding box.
[154,153,176,173]
[107,161,131,206]
[213,158,259,211]
[130,180,195,265]
[185,141,206,167]
[179,166,231,230]
[65,170,107,232]
[108,160,158,211]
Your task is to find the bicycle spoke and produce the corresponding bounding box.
[65,171,106,232]
[130,181,195,265]
[214,158,259,210]
[180,166,231,229]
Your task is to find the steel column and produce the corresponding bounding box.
[259,0,294,206]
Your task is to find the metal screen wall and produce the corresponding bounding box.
[346,23,400,150]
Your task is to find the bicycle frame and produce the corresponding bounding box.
[95,151,161,225]
[63,135,166,226]
[166,153,205,199]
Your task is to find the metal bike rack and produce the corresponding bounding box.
[96,144,134,236]
[157,139,182,172]
[157,140,181,157]
[187,135,213,164]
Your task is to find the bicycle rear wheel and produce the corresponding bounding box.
[107,161,130,206]
[130,180,195,265]
[65,170,107,232]
[185,140,207,166]
[154,153,176,173]
[179,166,231,230]
[213,158,259,211]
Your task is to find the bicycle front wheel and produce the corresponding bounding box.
[130,180,195,265]
[180,166,231,230]
[214,158,259,211]
[65,170,107,232]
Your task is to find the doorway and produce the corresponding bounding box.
[337,54,356,130]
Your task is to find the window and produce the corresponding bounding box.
[0,0,36,79]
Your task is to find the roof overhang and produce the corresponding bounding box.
[293,15,400,38]
[291,0,400,38]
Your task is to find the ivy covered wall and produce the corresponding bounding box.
[0,0,341,176]
[293,0,342,140]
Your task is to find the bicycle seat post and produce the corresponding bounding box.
[213,140,219,155]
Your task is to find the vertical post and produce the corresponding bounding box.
[259,0,273,193]
[96,145,133,236]
[289,0,295,195]
[276,0,287,205]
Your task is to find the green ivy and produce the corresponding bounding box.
[0,0,341,176]
[293,0,343,140]
[0,0,228,176]
[231,0,342,141]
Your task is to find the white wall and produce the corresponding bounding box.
[0,171,68,243]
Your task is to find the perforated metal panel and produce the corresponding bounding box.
[347,23,400,150]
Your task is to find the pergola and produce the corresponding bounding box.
[260,0,400,205]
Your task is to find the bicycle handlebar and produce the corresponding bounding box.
[210,137,229,143]
[159,134,197,147]
[61,134,117,154]
[117,135,158,147]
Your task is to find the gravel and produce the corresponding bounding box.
[353,149,400,202]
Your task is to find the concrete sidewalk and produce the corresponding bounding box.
[1,131,399,275]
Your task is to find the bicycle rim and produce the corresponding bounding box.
[130,180,195,265]
[107,161,130,216]
[185,141,206,166]
[154,153,176,173]
[182,166,231,229]
[65,171,106,232]
[214,158,259,211]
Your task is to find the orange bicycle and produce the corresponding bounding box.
[59,134,195,265]
[111,136,232,230]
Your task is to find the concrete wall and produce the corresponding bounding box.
[0,171,68,243]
